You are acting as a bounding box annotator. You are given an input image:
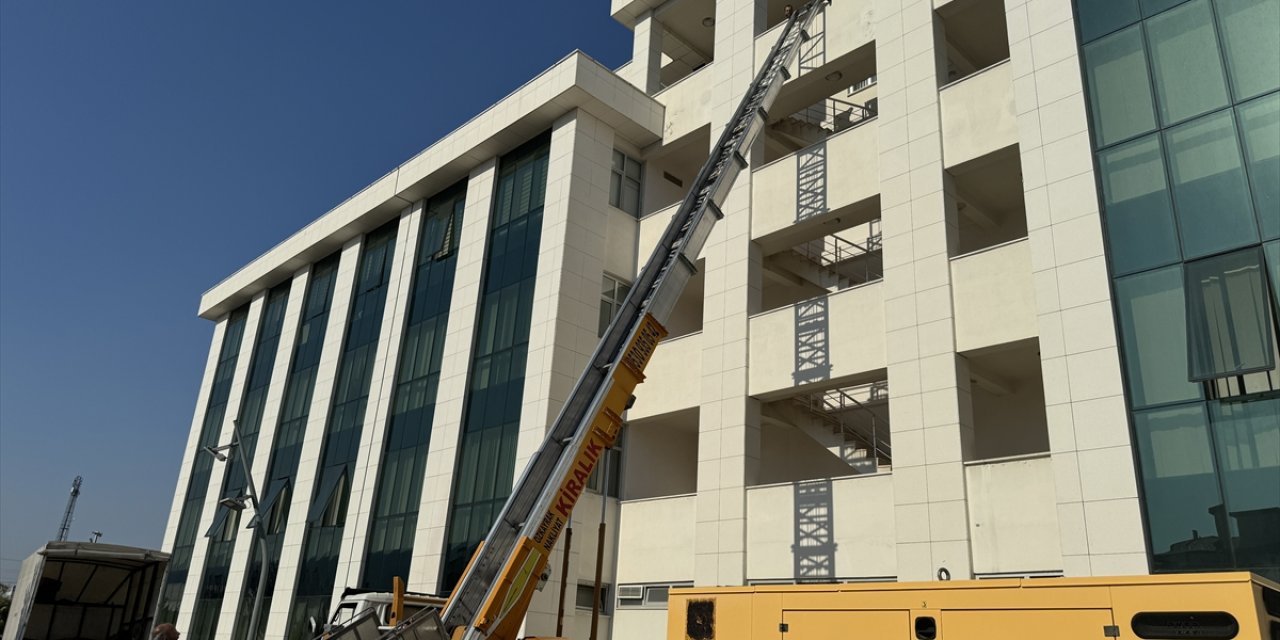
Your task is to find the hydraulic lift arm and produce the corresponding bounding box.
[332,3,829,638]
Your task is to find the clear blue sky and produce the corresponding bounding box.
[0,1,631,584]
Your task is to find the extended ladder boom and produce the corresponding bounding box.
[372,3,828,638]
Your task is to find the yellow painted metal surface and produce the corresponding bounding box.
[783,610,908,637]
[468,315,667,640]
[942,609,1113,639]
[667,572,1277,640]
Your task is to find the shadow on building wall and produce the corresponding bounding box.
[792,478,836,581]
[793,296,831,385]
[796,143,827,222]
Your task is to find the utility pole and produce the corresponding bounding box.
[56,476,82,542]
[89,531,103,543]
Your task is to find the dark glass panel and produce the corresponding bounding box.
[1141,0,1191,16]
[1077,0,1141,42]
[231,254,340,639]
[287,222,398,639]
[1185,248,1275,380]
[1237,93,1280,240]
[1097,134,1182,274]
[1145,0,1230,125]
[442,134,550,591]
[1216,0,1280,101]
[1084,26,1159,146]
[1266,241,1280,305]
[1115,267,1204,407]
[362,182,466,590]
[157,306,250,624]
[1165,110,1259,258]
[1209,397,1280,572]
[189,282,292,636]
[1134,404,1232,572]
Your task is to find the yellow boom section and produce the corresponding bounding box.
[469,315,666,640]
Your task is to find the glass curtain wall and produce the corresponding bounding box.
[286,222,398,638]
[189,283,292,637]
[1076,0,1280,580]
[361,182,467,590]
[157,306,251,623]
[230,254,340,639]
[441,133,550,590]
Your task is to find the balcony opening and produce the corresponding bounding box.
[762,73,879,165]
[666,258,705,340]
[623,408,699,500]
[963,339,1050,461]
[948,145,1028,256]
[762,0,798,32]
[758,379,891,484]
[642,127,710,217]
[936,0,1010,86]
[762,215,883,312]
[652,0,716,90]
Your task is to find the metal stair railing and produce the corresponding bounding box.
[791,94,876,134]
[820,385,891,461]
[792,233,883,287]
[412,3,832,639]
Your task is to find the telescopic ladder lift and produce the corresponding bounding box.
[329,2,828,638]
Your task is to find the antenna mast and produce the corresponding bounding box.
[56,476,82,542]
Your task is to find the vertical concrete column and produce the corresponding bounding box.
[515,109,621,635]
[411,161,497,593]
[177,293,266,631]
[217,267,311,636]
[265,239,362,638]
[1005,0,1146,576]
[693,0,767,588]
[162,322,227,555]
[875,0,975,581]
[631,11,665,94]
[333,204,422,598]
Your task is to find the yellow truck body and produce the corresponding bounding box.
[668,572,1279,640]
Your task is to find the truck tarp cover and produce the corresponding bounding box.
[4,541,169,640]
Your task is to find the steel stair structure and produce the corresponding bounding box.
[325,2,833,639]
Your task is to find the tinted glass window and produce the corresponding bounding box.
[1145,0,1230,125]
[1140,0,1190,16]
[289,222,398,638]
[156,307,250,624]
[1085,26,1159,146]
[231,254,339,639]
[1134,404,1231,571]
[1098,134,1182,274]
[1184,248,1275,380]
[442,134,550,591]
[1076,0,1141,42]
[1237,94,1280,240]
[1266,241,1280,304]
[1115,267,1204,407]
[1210,397,1280,571]
[189,283,292,636]
[1216,0,1280,101]
[362,182,466,590]
[1165,110,1259,258]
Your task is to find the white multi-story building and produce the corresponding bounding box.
[161,0,1280,637]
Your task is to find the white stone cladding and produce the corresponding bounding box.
[176,293,265,632]
[172,0,1152,635]
[411,161,498,593]
[1005,0,1147,576]
[214,267,310,638]
[162,320,226,555]
[265,240,362,638]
